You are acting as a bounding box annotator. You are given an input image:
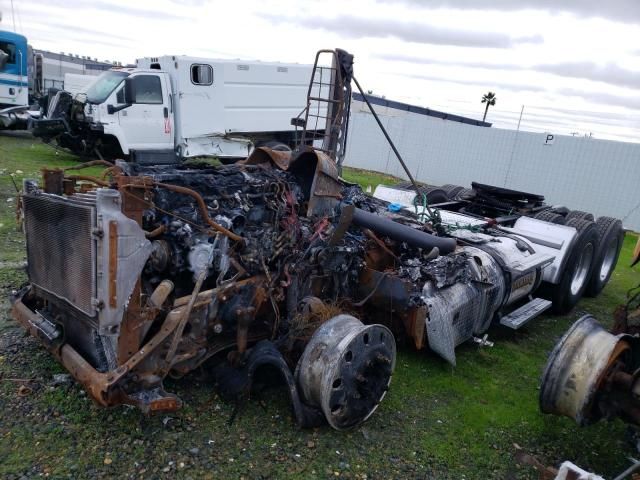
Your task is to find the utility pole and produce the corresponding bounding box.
[504,105,524,187]
[515,104,524,131]
[10,0,16,32]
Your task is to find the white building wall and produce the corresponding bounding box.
[345,108,640,231]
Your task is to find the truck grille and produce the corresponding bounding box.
[23,194,97,317]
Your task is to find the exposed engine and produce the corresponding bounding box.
[14,149,405,429]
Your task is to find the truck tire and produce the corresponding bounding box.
[394,181,430,191]
[533,210,565,225]
[421,186,449,204]
[584,217,624,297]
[565,210,595,222]
[455,188,474,200]
[548,218,599,314]
[441,184,465,200]
[397,184,446,203]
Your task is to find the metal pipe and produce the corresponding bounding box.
[63,160,113,171]
[101,165,124,180]
[148,280,174,309]
[154,182,244,244]
[352,76,422,199]
[612,458,640,480]
[164,269,207,369]
[352,207,456,254]
[145,224,166,238]
[11,299,110,406]
[65,175,110,187]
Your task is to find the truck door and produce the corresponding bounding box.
[117,73,174,151]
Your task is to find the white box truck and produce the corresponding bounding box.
[34,55,316,162]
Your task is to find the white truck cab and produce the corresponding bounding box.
[84,69,175,160]
[74,55,314,162]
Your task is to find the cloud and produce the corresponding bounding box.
[26,21,134,44]
[403,72,545,92]
[375,53,522,70]
[380,0,640,24]
[558,88,640,111]
[263,14,542,48]
[377,54,640,90]
[535,62,640,89]
[512,108,640,130]
[535,106,640,123]
[19,0,191,21]
[87,0,195,20]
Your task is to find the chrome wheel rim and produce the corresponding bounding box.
[570,243,594,296]
[598,240,618,282]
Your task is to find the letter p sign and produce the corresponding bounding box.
[544,133,555,145]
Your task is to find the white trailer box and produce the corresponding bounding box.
[136,56,312,143]
[54,55,316,161]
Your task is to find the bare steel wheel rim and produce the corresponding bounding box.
[598,240,618,282]
[570,243,594,296]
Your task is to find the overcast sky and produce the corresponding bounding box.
[3,0,640,142]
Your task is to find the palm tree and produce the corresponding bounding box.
[481,91,497,122]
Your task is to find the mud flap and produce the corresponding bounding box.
[214,341,324,428]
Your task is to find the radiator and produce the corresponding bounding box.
[23,193,97,317]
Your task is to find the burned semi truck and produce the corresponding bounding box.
[375,180,625,313]
[10,49,624,430]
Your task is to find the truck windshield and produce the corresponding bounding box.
[86,71,129,104]
[0,42,16,65]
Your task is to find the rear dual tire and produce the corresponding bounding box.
[584,216,624,297]
[565,210,595,223]
[548,218,599,314]
[441,184,465,200]
[533,211,565,225]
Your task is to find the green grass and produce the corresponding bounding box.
[0,133,639,478]
[341,166,401,190]
[0,133,105,264]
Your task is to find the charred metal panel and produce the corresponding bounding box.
[94,189,152,336]
[422,248,506,365]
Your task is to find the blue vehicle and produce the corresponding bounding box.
[0,30,29,108]
[0,30,35,128]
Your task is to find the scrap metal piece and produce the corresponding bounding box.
[295,314,396,430]
[328,204,354,246]
[553,461,604,480]
[241,146,292,171]
[289,149,343,217]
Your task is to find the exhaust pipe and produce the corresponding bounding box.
[351,207,457,254]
